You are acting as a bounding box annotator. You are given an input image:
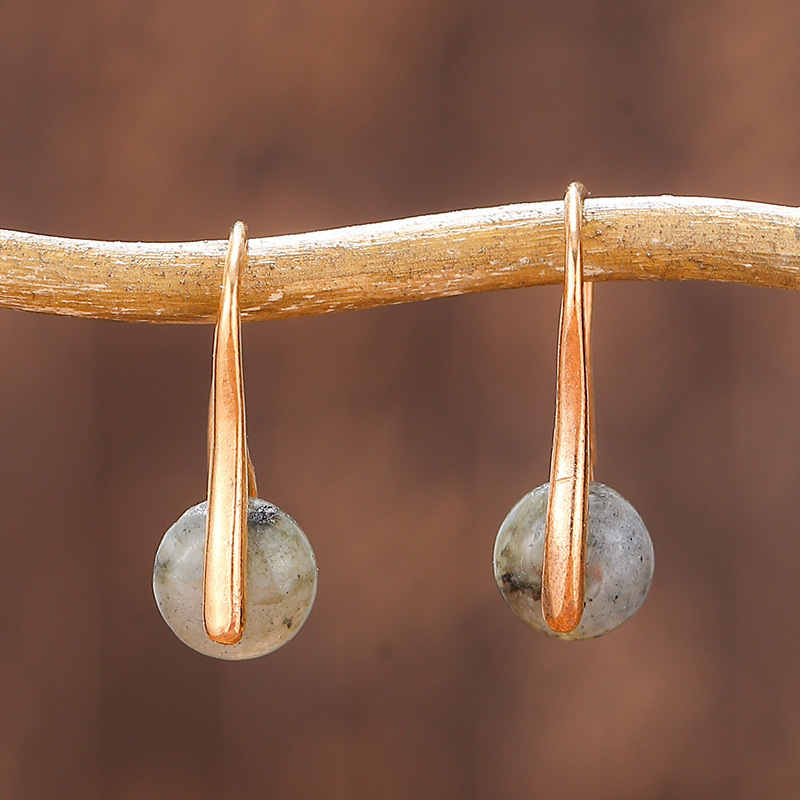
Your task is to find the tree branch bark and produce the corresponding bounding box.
[1,195,798,323]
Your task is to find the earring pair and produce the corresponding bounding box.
[152,222,318,660]
[493,183,654,640]
[151,185,653,659]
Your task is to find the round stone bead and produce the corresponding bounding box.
[153,498,317,660]
[493,482,653,640]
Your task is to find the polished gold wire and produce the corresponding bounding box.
[584,280,595,481]
[541,183,593,632]
[203,221,255,645]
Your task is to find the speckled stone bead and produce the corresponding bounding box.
[493,482,653,640]
[153,498,317,659]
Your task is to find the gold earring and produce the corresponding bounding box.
[493,183,654,640]
[153,222,318,659]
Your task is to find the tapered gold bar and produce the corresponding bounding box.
[204,221,250,645]
[542,183,591,632]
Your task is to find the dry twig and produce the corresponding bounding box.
[1,195,798,323]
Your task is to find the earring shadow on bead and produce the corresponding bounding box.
[493,183,654,640]
[153,222,318,660]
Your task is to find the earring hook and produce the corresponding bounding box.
[204,221,256,645]
[541,182,594,632]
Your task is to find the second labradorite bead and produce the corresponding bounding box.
[493,482,654,640]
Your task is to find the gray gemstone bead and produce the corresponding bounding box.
[493,482,653,640]
[153,498,317,660]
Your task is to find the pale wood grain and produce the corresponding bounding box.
[1,195,798,323]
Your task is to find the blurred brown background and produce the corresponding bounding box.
[1,1,800,798]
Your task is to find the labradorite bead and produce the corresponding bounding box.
[153,498,317,659]
[493,482,653,640]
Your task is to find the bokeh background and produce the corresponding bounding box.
[1,2,800,798]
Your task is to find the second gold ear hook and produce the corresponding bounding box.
[541,182,593,632]
[204,221,253,645]
[493,182,653,640]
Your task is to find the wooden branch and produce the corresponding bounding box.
[1,195,799,323]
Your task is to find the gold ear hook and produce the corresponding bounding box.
[204,221,256,645]
[584,261,596,482]
[541,182,594,632]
